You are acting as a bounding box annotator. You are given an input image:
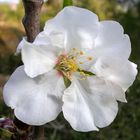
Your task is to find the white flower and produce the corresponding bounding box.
[3,6,137,132]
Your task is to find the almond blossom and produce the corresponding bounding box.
[3,6,137,132]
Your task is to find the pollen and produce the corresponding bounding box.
[67,59,78,72]
[87,57,93,61]
[78,69,90,80]
[73,48,78,51]
[79,61,84,64]
[80,51,84,55]
[55,49,95,80]
[55,54,78,79]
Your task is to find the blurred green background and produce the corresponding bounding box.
[0,0,140,140]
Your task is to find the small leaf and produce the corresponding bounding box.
[63,0,73,8]
[63,76,71,88]
[77,69,95,76]
[0,128,13,138]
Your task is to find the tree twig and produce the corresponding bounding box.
[22,0,43,42]
[11,117,32,140]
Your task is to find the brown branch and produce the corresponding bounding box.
[22,0,44,42]
[11,0,44,139]
[11,117,32,140]
[33,126,45,140]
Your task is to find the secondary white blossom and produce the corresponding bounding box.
[3,6,137,132]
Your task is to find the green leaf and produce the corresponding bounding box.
[0,128,13,138]
[63,76,71,88]
[63,0,73,8]
[77,69,95,76]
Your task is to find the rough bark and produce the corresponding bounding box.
[22,0,43,42]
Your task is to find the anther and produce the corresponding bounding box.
[73,48,78,51]
[80,51,84,55]
[79,61,83,64]
[87,57,93,61]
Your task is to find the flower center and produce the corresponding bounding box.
[55,54,78,79]
[55,48,95,81]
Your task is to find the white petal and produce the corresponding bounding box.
[76,51,96,71]
[19,38,57,78]
[48,31,65,49]
[44,6,99,51]
[34,31,64,52]
[92,57,137,91]
[105,80,127,102]
[16,37,27,54]
[62,78,98,132]
[3,66,65,125]
[33,31,51,46]
[85,77,118,128]
[81,76,126,103]
[62,77,119,131]
[94,21,131,60]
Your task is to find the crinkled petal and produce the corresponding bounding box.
[62,77,118,131]
[3,66,65,125]
[34,31,64,51]
[48,31,65,49]
[91,57,137,91]
[18,38,57,78]
[85,77,118,128]
[104,80,127,102]
[93,21,131,60]
[33,32,51,46]
[44,6,99,51]
[62,78,98,132]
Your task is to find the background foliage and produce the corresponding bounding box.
[0,0,140,139]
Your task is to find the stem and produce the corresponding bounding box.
[63,0,73,8]
[11,117,32,140]
[34,126,45,140]
[11,0,44,139]
[22,0,43,42]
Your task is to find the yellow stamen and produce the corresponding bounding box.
[73,48,78,51]
[67,59,78,72]
[80,51,84,55]
[56,54,78,80]
[55,49,95,81]
[79,61,83,64]
[80,71,86,76]
[87,57,93,61]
